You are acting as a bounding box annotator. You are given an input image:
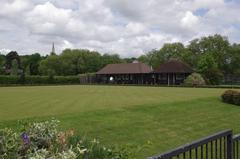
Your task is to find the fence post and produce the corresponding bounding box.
[227,131,233,159]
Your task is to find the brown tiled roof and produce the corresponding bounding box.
[96,63,152,74]
[154,60,193,73]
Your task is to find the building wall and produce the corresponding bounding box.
[154,73,191,85]
[96,73,191,85]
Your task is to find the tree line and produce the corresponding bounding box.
[138,34,240,84]
[0,34,239,84]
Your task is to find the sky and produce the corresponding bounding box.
[0,0,240,57]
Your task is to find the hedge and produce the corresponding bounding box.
[0,75,80,85]
[221,90,240,106]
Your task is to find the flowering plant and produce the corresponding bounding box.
[0,119,141,159]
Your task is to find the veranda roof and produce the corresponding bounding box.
[96,63,152,74]
[154,60,193,73]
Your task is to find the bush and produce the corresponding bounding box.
[222,90,240,106]
[0,75,80,85]
[184,73,206,86]
[203,68,224,85]
[0,75,19,84]
[0,119,140,159]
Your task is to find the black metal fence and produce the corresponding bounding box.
[148,130,240,159]
[233,134,240,159]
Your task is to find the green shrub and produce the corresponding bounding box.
[184,73,206,86]
[0,128,20,158]
[0,75,19,84]
[0,75,80,85]
[0,119,139,159]
[222,90,240,106]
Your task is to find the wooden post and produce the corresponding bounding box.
[168,73,170,86]
[173,73,175,85]
[227,132,233,159]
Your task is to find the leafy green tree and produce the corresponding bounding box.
[40,49,104,76]
[101,54,123,67]
[197,54,223,85]
[158,43,188,61]
[39,55,64,75]
[139,43,189,69]
[0,54,5,74]
[10,59,19,75]
[188,34,230,72]
[228,43,240,75]
[138,54,149,64]
[20,53,42,75]
[28,53,42,75]
[61,49,102,74]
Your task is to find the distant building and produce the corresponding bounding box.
[96,62,152,84]
[153,59,193,85]
[95,59,193,85]
[50,42,56,55]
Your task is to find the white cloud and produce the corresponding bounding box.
[61,40,74,50]
[0,48,11,55]
[181,11,199,30]
[26,2,72,35]
[0,0,31,17]
[0,0,240,57]
[124,22,148,36]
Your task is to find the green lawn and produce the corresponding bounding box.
[0,85,240,158]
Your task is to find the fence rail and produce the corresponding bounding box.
[233,135,240,159]
[148,130,240,159]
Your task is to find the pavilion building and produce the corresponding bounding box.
[153,59,193,85]
[96,59,193,85]
[96,62,152,84]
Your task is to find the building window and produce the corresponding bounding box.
[129,75,133,80]
[159,74,167,80]
[176,74,185,80]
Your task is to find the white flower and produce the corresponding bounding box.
[79,148,87,154]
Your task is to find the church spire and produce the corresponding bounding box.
[51,42,56,55]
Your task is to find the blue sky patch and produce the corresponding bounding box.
[194,8,209,16]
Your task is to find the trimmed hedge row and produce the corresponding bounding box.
[222,90,240,106]
[0,75,80,85]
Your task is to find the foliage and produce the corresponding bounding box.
[0,128,20,158]
[228,44,240,75]
[197,54,223,85]
[0,75,20,84]
[187,34,230,69]
[21,53,43,75]
[138,43,189,69]
[222,90,240,106]
[0,119,139,159]
[184,73,206,86]
[10,60,19,76]
[39,50,123,76]
[138,34,239,85]
[0,75,80,85]
[0,34,240,85]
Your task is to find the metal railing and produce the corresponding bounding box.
[233,134,240,159]
[148,130,238,159]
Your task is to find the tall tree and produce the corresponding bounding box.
[197,54,223,85]
[228,43,240,75]
[0,54,5,74]
[138,43,188,69]
[187,34,230,72]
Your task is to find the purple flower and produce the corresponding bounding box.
[21,132,30,145]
